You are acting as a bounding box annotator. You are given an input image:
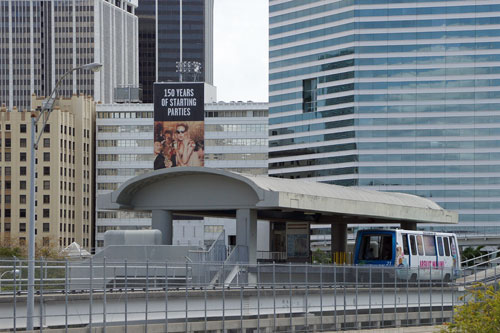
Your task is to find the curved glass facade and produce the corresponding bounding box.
[269,0,500,230]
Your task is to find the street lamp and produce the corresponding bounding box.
[0,269,21,293]
[26,62,102,330]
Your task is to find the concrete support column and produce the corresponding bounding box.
[236,209,257,264]
[152,210,173,245]
[331,223,347,263]
[401,221,417,230]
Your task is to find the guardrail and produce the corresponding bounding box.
[0,258,498,332]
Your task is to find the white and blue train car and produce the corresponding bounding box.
[354,229,460,281]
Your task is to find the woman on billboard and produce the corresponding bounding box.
[174,123,203,167]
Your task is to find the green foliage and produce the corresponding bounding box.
[312,248,331,264]
[442,283,500,333]
[0,246,23,259]
[461,246,486,267]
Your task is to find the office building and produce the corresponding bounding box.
[0,0,138,110]
[0,94,95,251]
[136,0,214,102]
[268,0,500,235]
[95,100,268,250]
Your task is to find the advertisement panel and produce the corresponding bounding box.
[153,82,204,170]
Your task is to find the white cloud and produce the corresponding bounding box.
[214,0,269,102]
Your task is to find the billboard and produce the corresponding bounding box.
[153,82,204,170]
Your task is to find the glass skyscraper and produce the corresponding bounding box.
[136,0,214,103]
[269,0,500,234]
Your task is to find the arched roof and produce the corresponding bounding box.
[98,167,457,225]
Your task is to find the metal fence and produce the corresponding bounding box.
[0,258,498,332]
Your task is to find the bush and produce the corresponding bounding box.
[442,283,500,332]
[0,246,23,258]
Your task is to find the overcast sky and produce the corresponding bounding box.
[213,0,269,103]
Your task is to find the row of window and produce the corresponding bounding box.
[206,153,268,161]
[205,139,268,147]
[97,111,154,119]
[97,154,153,162]
[96,111,269,120]
[205,124,268,133]
[97,125,154,133]
[97,139,152,148]
[97,168,150,177]
[96,211,152,219]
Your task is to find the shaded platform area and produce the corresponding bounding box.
[99,167,458,263]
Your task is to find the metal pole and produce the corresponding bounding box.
[369,265,372,327]
[343,264,346,328]
[289,262,292,329]
[240,284,243,331]
[103,257,107,332]
[429,265,432,325]
[417,265,421,325]
[320,263,323,331]
[89,257,93,331]
[222,262,225,332]
[124,259,128,333]
[273,262,276,331]
[406,266,409,326]
[394,266,397,327]
[305,262,308,330]
[165,261,168,333]
[381,266,384,327]
[65,259,68,333]
[179,0,183,82]
[14,258,17,332]
[334,263,337,330]
[27,115,36,331]
[355,264,358,326]
[185,260,188,332]
[257,263,260,332]
[146,260,149,333]
[40,258,44,332]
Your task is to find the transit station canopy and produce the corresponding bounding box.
[99,167,458,225]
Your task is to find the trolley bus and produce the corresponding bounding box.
[354,229,460,281]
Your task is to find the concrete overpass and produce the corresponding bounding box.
[99,167,458,263]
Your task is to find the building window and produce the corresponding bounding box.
[20,124,26,133]
[43,195,50,204]
[303,78,318,113]
[19,209,26,218]
[20,181,26,190]
[43,152,50,162]
[43,209,50,218]
[43,167,50,176]
[43,181,50,190]
[5,138,11,147]
[20,195,26,204]
[43,223,50,232]
[20,152,27,161]
[43,237,50,247]
[5,195,10,204]
[4,209,10,218]
[43,124,50,133]
[19,237,26,247]
[5,152,11,162]
[20,138,27,147]
[20,166,26,176]
[19,223,26,232]
[4,223,11,232]
[43,138,50,148]
[5,181,11,189]
[5,167,11,176]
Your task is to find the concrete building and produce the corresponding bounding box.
[0,94,95,251]
[268,0,500,236]
[0,0,138,109]
[136,0,214,102]
[95,100,269,250]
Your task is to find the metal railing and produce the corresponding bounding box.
[0,258,497,332]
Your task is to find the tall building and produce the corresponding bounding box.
[95,100,268,250]
[0,0,139,110]
[269,0,500,235]
[136,0,214,102]
[0,94,95,251]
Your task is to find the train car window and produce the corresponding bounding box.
[410,235,417,255]
[449,237,457,257]
[359,234,393,260]
[443,237,450,256]
[423,235,437,256]
[437,237,444,256]
[402,234,409,255]
[417,236,424,256]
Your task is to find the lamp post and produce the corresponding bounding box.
[26,62,102,331]
[0,269,21,293]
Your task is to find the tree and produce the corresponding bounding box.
[442,283,500,332]
[461,246,485,267]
